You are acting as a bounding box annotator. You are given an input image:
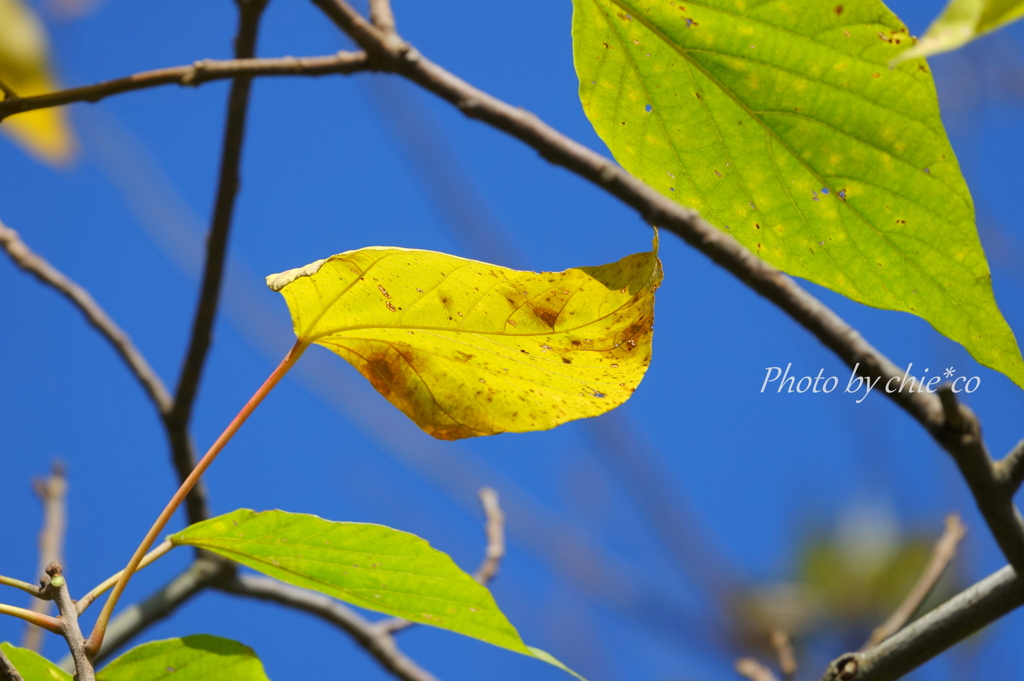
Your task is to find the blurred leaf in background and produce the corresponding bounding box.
[897,0,1024,62]
[0,0,76,165]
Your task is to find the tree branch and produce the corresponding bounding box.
[736,658,780,681]
[0,53,368,122]
[0,77,17,101]
[0,649,23,681]
[164,0,270,526]
[821,565,1024,681]
[369,0,395,33]
[22,464,68,653]
[995,437,1024,495]
[217,574,440,681]
[770,631,797,681]
[861,514,966,651]
[0,218,213,526]
[43,566,93,681]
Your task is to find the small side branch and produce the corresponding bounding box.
[0,53,368,122]
[369,0,395,33]
[861,514,966,651]
[0,77,17,101]
[770,631,797,681]
[44,565,93,681]
[735,658,780,681]
[821,564,1024,681]
[995,437,1024,495]
[22,464,68,652]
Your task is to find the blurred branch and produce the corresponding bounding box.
[821,565,1024,681]
[163,0,269,526]
[0,77,16,101]
[736,657,780,681]
[0,648,24,681]
[378,487,506,636]
[369,0,395,33]
[218,574,440,681]
[770,631,797,681]
[22,464,68,652]
[995,437,1024,495]
[861,514,966,651]
[0,53,369,122]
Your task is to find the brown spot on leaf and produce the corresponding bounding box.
[531,305,559,329]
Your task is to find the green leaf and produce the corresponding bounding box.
[266,236,661,439]
[96,635,270,681]
[0,642,71,681]
[0,0,76,164]
[572,0,1024,387]
[169,510,583,679]
[895,0,1024,62]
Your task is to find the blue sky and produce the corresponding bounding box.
[2,1,1024,680]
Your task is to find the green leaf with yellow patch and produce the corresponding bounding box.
[572,0,1024,388]
[169,510,583,679]
[267,235,661,439]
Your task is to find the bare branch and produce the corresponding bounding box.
[43,565,93,681]
[934,386,1024,573]
[473,487,506,584]
[164,0,269,492]
[995,437,1024,494]
[0,604,59,633]
[369,0,395,33]
[218,574,440,681]
[0,53,368,122]
[377,487,507,636]
[770,631,797,681]
[862,514,966,651]
[0,648,25,681]
[66,558,228,668]
[22,464,68,652]
[821,565,1024,681]
[735,658,780,681]
[0,220,172,414]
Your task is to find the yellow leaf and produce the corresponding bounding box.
[0,0,76,165]
[268,235,662,440]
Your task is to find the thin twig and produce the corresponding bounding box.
[0,218,212,527]
[369,0,395,33]
[0,221,172,414]
[862,514,966,651]
[218,574,440,681]
[770,631,797,681]
[735,658,780,681]
[0,648,25,681]
[22,464,68,652]
[43,565,93,680]
[0,53,368,122]
[0,604,60,633]
[163,0,269,526]
[76,540,175,615]
[377,487,507,636]
[821,564,1024,681]
[0,577,40,598]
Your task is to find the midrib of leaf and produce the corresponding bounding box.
[594,0,985,331]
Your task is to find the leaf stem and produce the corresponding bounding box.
[75,540,175,615]
[84,339,308,657]
[0,603,60,633]
[0,576,41,597]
